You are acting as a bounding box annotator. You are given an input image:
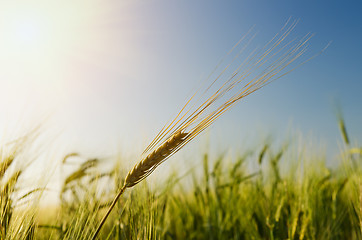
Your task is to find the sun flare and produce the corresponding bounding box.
[0,1,125,128]
[0,1,105,80]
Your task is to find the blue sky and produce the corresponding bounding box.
[0,0,361,170]
[108,0,362,160]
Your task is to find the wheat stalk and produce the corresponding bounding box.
[91,131,189,239]
[92,19,321,239]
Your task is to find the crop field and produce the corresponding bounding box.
[1,1,361,240]
[1,117,361,240]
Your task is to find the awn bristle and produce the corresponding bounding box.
[92,19,323,240]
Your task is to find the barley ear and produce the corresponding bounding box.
[124,131,188,187]
[92,131,188,239]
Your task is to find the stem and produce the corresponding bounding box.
[91,185,127,240]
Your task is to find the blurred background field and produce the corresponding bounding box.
[1,116,362,239]
[1,0,362,239]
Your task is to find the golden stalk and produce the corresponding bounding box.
[92,19,320,239]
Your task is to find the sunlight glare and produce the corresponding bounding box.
[0,0,127,138]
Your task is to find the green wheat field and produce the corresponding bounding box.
[1,116,361,240]
[0,2,361,239]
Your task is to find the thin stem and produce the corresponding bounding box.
[91,185,127,240]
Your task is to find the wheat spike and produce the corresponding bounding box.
[91,131,189,239]
[91,20,323,239]
[124,131,189,187]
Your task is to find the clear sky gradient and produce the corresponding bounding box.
[0,0,361,173]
